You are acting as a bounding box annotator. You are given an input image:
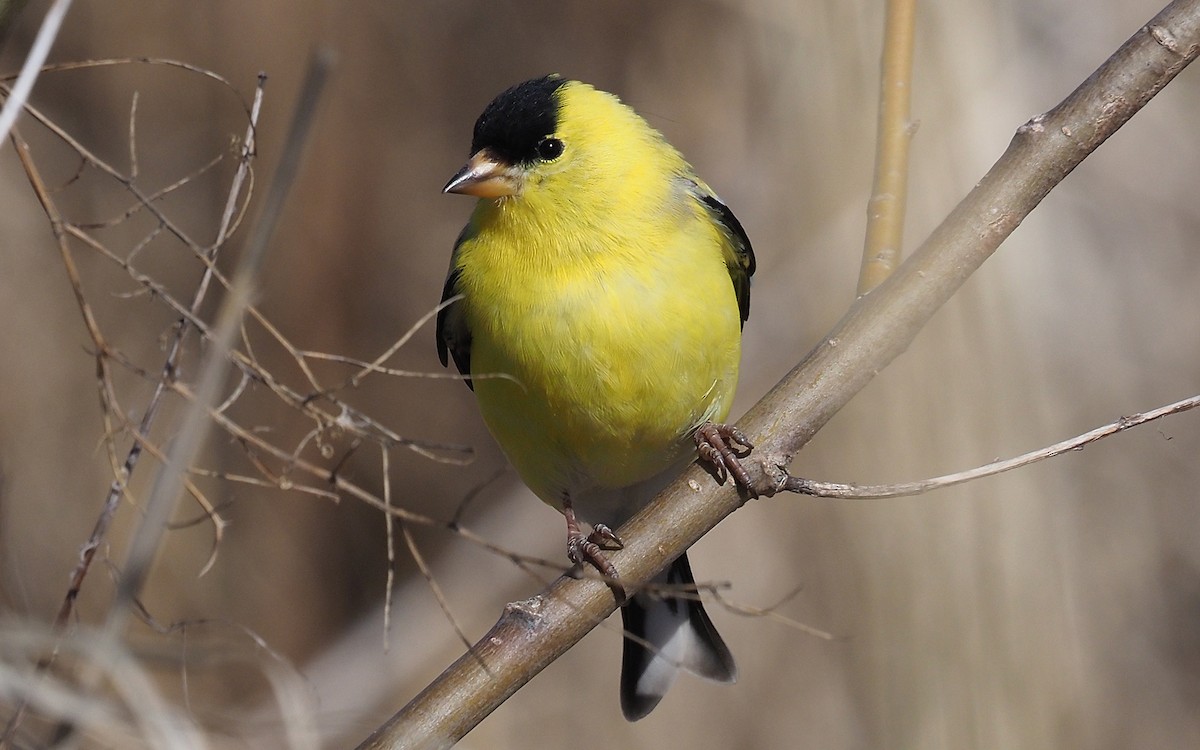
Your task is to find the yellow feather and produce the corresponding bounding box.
[448,81,743,517]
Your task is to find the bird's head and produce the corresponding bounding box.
[444,75,682,210]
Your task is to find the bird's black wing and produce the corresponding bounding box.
[693,186,755,327]
[436,253,473,390]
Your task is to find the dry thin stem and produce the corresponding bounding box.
[121,365,568,584]
[2,53,316,745]
[858,0,917,294]
[127,92,138,179]
[43,70,261,633]
[2,131,114,748]
[77,151,226,230]
[0,57,324,746]
[2,57,245,97]
[785,393,1200,499]
[379,441,479,658]
[297,350,472,381]
[383,447,396,650]
[397,523,477,659]
[106,49,332,633]
[1,68,264,695]
[449,467,509,529]
[125,599,320,750]
[4,49,497,747]
[711,586,835,642]
[8,90,239,252]
[13,79,471,463]
[357,2,1200,747]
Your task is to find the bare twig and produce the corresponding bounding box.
[123,604,319,750]
[76,151,226,230]
[127,91,139,179]
[383,447,396,650]
[1,67,264,687]
[711,586,835,642]
[107,48,333,631]
[52,71,262,635]
[2,57,244,93]
[4,46,491,749]
[8,90,241,253]
[783,393,1200,498]
[2,128,116,749]
[10,72,472,465]
[398,522,477,659]
[167,377,567,573]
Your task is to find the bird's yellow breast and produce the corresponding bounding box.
[458,194,742,506]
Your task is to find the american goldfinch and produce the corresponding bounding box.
[437,74,755,721]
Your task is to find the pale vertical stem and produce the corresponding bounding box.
[859,0,918,295]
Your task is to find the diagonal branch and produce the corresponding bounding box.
[356,1,1200,747]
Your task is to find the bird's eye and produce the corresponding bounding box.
[537,137,564,161]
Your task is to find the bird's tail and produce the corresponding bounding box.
[619,552,737,721]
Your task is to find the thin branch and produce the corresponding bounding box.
[5,46,487,749]
[8,89,242,255]
[711,586,835,642]
[106,49,332,632]
[1,131,109,749]
[44,69,262,634]
[783,393,1200,499]
[383,447,396,651]
[356,2,1200,747]
[59,210,473,462]
[858,0,917,294]
[76,151,226,230]
[170,375,567,573]
[2,57,244,96]
[397,522,478,660]
[127,91,139,180]
[295,350,473,381]
[1,63,264,668]
[340,295,457,390]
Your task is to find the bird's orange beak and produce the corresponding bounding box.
[443,148,524,198]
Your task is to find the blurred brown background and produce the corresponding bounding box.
[1,0,1198,748]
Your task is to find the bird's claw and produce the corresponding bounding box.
[563,501,626,603]
[588,523,624,550]
[695,422,755,491]
[567,530,626,603]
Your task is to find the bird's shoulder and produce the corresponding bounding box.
[436,225,474,386]
[682,176,756,326]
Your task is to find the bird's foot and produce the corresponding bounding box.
[564,503,626,603]
[695,422,755,491]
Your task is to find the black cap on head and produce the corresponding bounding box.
[470,75,569,165]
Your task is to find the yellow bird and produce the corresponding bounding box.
[437,75,755,720]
